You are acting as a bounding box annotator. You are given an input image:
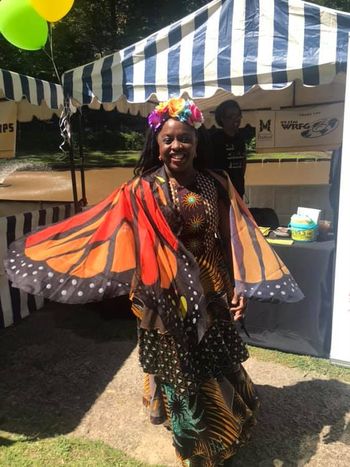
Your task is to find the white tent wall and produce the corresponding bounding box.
[330,34,350,367]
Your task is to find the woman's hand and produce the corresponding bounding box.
[230,290,247,321]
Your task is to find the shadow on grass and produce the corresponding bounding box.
[0,297,137,440]
[231,379,350,465]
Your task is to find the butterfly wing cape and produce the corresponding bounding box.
[4,170,303,340]
[210,170,304,303]
[4,177,208,339]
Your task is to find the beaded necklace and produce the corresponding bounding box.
[168,178,180,211]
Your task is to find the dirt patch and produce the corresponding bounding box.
[0,301,349,466]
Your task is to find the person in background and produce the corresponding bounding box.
[210,100,254,199]
[5,98,303,467]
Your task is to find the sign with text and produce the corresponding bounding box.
[0,101,17,158]
[255,111,276,150]
[256,103,344,152]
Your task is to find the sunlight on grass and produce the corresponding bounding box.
[9,150,331,169]
[0,432,164,467]
[248,345,350,382]
[13,151,140,169]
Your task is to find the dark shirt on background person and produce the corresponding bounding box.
[209,100,254,199]
[210,127,249,198]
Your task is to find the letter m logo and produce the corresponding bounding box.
[260,119,271,132]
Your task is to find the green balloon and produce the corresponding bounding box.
[0,0,48,51]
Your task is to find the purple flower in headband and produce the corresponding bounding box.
[147,110,164,131]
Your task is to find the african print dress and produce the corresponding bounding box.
[138,170,259,466]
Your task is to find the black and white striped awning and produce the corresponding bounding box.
[0,68,64,109]
[62,0,350,107]
[0,68,70,122]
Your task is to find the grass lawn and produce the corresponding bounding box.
[0,149,331,172]
[0,433,164,467]
[248,345,350,383]
[11,151,140,170]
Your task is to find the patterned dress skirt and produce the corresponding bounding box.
[135,173,260,466]
[142,361,259,466]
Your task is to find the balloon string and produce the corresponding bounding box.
[42,23,72,161]
[42,23,61,85]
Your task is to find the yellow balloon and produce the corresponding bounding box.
[30,0,74,22]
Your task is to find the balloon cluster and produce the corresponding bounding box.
[0,0,74,51]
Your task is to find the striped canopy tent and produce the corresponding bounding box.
[0,68,65,122]
[62,0,350,126]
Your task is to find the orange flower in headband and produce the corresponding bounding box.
[155,101,168,114]
[167,98,186,117]
[148,97,204,132]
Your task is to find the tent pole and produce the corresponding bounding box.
[68,135,79,213]
[77,110,87,206]
[292,80,296,107]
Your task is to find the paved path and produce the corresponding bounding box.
[73,345,350,466]
[0,168,134,204]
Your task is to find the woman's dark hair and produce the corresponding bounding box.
[134,120,212,176]
[215,99,241,127]
[134,128,161,176]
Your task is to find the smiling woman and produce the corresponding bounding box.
[157,119,197,184]
[5,97,304,467]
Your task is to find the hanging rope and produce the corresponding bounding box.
[42,24,72,161]
[42,24,79,211]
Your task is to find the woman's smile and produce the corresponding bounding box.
[170,153,186,164]
[157,119,197,182]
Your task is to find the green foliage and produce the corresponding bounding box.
[83,128,121,151]
[312,0,350,10]
[82,128,144,152]
[119,131,145,151]
[246,136,256,154]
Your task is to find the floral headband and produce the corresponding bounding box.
[148,97,204,132]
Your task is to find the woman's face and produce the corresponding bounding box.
[157,119,197,176]
[222,107,241,133]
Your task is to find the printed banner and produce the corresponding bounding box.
[256,103,344,152]
[0,101,17,158]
